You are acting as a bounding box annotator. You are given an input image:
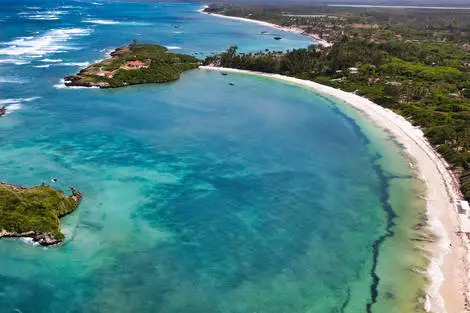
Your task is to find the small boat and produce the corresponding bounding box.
[261,31,268,34]
[221,73,228,76]
[174,25,180,28]
[229,82,235,86]
[273,36,282,40]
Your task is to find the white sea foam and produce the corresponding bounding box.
[125,21,153,26]
[165,46,181,50]
[20,237,39,246]
[0,28,91,57]
[0,59,30,65]
[54,78,67,89]
[40,58,62,62]
[4,103,23,114]
[34,64,50,68]
[57,62,90,67]
[54,78,98,89]
[26,15,60,21]
[0,97,40,105]
[0,78,27,84]
[0,97,40,114]
[0,59,18,63]
[94,48,116,63]
[83,19,119,25]
[82,19,152,26]
[19,10,68,21]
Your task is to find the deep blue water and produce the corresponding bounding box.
[0,1,423,313]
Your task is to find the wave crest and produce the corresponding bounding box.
[0,28,91,57]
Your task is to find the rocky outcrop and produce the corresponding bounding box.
[0,185,83,247]
[0,230,62,246]
[0,106,6,117]
[64,76,111,88]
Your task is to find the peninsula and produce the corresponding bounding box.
[65,42,199,88]
[0,183,82,246]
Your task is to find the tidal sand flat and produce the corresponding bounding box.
[0,1,449,313]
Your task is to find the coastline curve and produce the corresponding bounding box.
[199,66,467,313]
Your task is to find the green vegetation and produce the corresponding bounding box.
[0,183,82,245]
[204,4,470,201]
[65,43,199,88]
[205,39,470,200]
[204,4,470,43]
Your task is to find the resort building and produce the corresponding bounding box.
[128,60,145,69]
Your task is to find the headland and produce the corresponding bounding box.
[65,43,199,89]
[0,183,82,246]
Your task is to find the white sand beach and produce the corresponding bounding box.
[200,66,469,313]
[200,7,332,47]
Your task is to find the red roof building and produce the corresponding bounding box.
[128,60,145,68]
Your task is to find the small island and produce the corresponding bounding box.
[65,42,200,88]
[0,183,82,246]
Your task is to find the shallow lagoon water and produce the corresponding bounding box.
[0,1,426,312]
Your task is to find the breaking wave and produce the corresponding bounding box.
[82,19,153,26]
[19,10,68,21]
[0,97,40,114]
[40,58,63,63]
[0,78,27,84]
[57,62,90,67]
[0,59,30,65]
[0,28,91,57]
[83,19,119,25]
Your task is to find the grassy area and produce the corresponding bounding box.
[0,183,81,243]
[66,43,200,88]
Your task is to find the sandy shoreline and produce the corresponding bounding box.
[200,66,469,313]
[199,6,332,47]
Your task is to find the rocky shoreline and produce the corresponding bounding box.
[0,184,82,246]
[0,229,66,246]
[64,75,113,88]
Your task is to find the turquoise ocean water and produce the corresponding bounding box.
[0,1,428,312]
